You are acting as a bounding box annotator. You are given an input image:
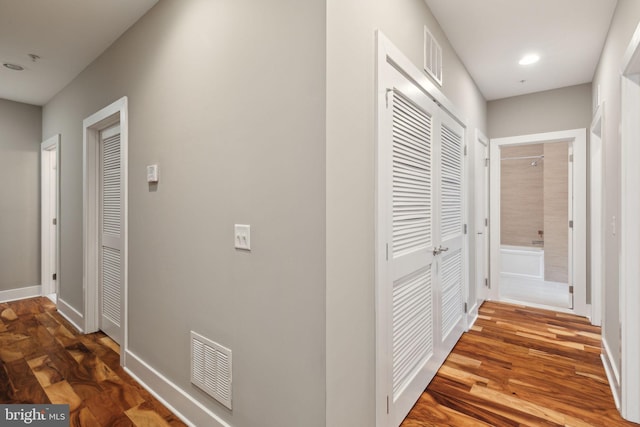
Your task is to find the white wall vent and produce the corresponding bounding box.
[190,331,232,409]
[424,26,443,86]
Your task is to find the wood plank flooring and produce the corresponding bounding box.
[0,297,187,427]
[402,301,635,427]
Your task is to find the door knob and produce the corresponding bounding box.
[433,246,449,256]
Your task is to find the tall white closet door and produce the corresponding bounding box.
[99,123,123,344]
[383,67,438,426]
[435,113,466,359]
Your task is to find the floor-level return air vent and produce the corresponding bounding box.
[190,331,232,409]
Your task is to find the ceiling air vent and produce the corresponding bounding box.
[424,26,443,86]
[191,331,232,409]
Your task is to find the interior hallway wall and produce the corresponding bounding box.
[326,0,487,424]
[592,0,640,399]
[0,99,42,292]
[488,83,592,139]
[43,1,325,426]
[488,84,591,297]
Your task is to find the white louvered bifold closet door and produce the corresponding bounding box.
[99,123,123,345]
[436,114,466,359]
[384,67,439,427]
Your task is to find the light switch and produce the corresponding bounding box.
[234,224,251,250]
[147,164,159,183]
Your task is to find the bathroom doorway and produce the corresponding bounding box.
[489,129,587,316]
[499,142,571,309]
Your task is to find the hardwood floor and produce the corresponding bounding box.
[402,301,635,427]
[0,296,187,426]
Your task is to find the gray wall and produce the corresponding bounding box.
[326,0,487,424]
[488,83,592,298]
[488,83,592,138]
[43,1,325,426]
[0,99,42,291]
[592,0,640,398]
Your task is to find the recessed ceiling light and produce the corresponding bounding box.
[519,54,540,65]
[3,63,24,71]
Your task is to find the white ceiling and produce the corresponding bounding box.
[0,0,158,106]
[424,0,618,100]
[0,1,618,105]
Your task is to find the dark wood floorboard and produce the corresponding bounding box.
[0,297,187,427]
[402,301,637,427]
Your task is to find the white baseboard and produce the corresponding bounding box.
[124,350,231,427]
[467,301,479,330]
[602,337,621,410]
[56,298,84,333]
[0,285,42,303]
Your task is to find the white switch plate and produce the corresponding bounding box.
[234,224,251,250]
[147,164,159,183]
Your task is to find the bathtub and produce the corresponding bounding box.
[501,245,544,279]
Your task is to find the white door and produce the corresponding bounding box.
[382,67,438,426]
[474,139,489,303]
[41,135,59,298]
[379,63,467,425]
[99,123,123,344]
[435,113,466,361]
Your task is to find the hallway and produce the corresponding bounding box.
[401,301,632,426]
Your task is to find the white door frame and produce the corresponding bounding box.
[489,129,587,316]
[473,130,489,312]
[619,22,640,423]
[41,134,60,297]
[83,96,128,366]
[590,104,604,326]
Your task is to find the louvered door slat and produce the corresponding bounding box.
[102,133,121,236]
[440,125,462,241]
[392,266,432,396]
[392,90,432,256]
[441,249,463,338]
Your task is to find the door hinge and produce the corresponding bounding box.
[386,395,390,414]
[385,243,389,261]
[485,218,488,227]
[463,224,468,234]
[485,157,489,167]
[464,302,468,313]
[52,273,57,281]
[485,278,489,288]
[464,145,468,156]
[385,88,393,108]
[569,220,574,228]
[569,285,574,294]
[569,154,574,162]
[52,218,57,225]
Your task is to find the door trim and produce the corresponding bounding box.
[619,22,640,422]
[83,96,128,366]
[41,134,60,297]
[489,129,587,316]
[589,103,604,327]
[471,129,489,318]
